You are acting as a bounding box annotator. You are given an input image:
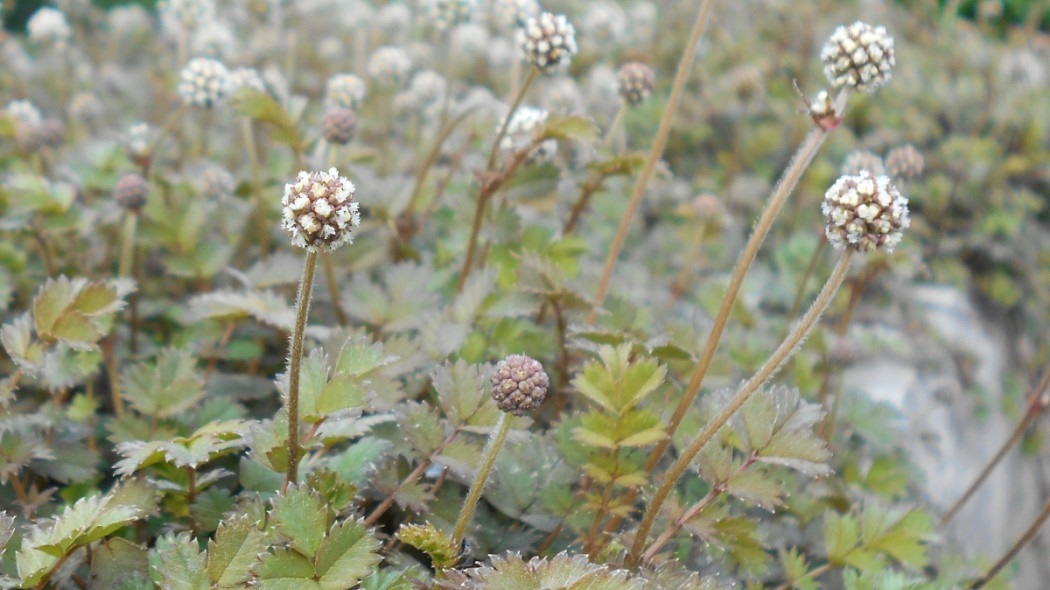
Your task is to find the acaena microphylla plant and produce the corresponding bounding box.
[279,168,361,491]
[628,170,911,565]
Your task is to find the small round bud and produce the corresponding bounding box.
[616,62,655,107]
[885,144,924,180]
[368,46,412,87]
[821,21,895,93]
[517,12,578,72]
[424,0,479,31]
[808,90,840,130]
[497,105,557,164]
[113,173,150,210]
[822,171,910,253]
[324,74,368,110]
[281,168,361,252]
[177,57,230,108]
[38,118,66,148]
[322,107,358,145]
[200,166,235,200]
[14,122,42,153]
[490,354,549,416]
[840,150,885,177]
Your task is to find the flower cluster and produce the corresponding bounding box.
[26,7,72,47]
[322,107,358,145]
[840,150,885,176]
[490,355,550,416]
[324,74,368,110]
[822,171,910,253]
[177,57,230,108]
[616,62,656,106]
[368,46,412,87]
[281,168,361,252]
[493,0,540,29]
[424,0,479,31]
[821,21,895,93]
[497,105,558,164]
[885,144,925,180]
[517,12,578,72]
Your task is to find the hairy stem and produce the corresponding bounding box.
[969,495,1050,589]
[941,366,1050,526]
[451,412,512,547]
[283,250,319,493]
[118,211,138,279]
[485,68,537,172]
[628,250,853,566]
[586,0,718,323]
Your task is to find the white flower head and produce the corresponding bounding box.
[281,168,361,252]
[821,21,895,93]
[177,57,231,108]
[822,171,910,253]
[517,12,578,72]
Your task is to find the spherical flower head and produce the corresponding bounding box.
[425,0,479,31]
[493,0,539,29]
[885,144,924,180]
[583,1,628,48]
[200,166,235,200]
[177,57,231,108]
[490,354,549,416]
[822,171,909,253]
[517,12,578,72]
[227,67,267,94]
[27,7,72,46]
[39,118,66,148]
[324,73,367,109]
[281,168,360,252]
[497,105,557,164]
[406,70,447,111]
[617,62,655,107]
[368,46,412,87]
[322,107,358,145]
[840,150,885,176]
[5,100,43,126]
[113,173,150,210]
[821,21,895,93]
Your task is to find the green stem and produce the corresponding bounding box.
[406,109,474,215]
[586,0,719,324]
[321,254,348,327]
[283,250,319,493]
[627,250,854,566]
[486,68,538,172]
[451,412,512,547]
[118,211,138,279]
[603,103,627,150]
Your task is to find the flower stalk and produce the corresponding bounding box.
[283,249,318,492]
[450,411,512,547]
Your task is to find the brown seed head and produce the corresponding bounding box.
[490,354,550,416]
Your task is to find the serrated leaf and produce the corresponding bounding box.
[90,538,150,590]
[121,349,205,418]
[432,360,487,426]
[255,547,320,590]
[315,518,381,589]
[394,401,445,455]
[208,515,266,588]
[148,533,208,590]
[0,511,14,552]
[270,484,327,559]
[726,467,784,510]
[572,345,666,415]
[731,385,832,477]
[396,522,459,570]
[824,511,861,564]
[334,337,397,378]
[33,276,80,338]
[184,289,293,329]
[1,314,45,371]
[449,551,643,590]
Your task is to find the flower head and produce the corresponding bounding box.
[27,7,72,47]
[177,57,230,108]
[322,107,358,145]
[491,354,550,416]
[821,21,895,93]
[617,62,656,106]
[840,150,885,176]
[424,0,479,31]
[822,171,909,253]
[885,144,925,180]
[281,168,360,252]
[113,173,150,210]
[493,0,540,29]
[324,74,367,110]
[368,46,412,87]
[517,12,578,72]
[497,105,557,164]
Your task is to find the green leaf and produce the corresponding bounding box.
[824,511,861,565]
[230,87,304,149]
[148,533,208,590]
[588,152,649,177]
[1,314,46,371]
[726,467,784,511]
[208,515,267,588]
[536,115,600,144]
[731,385,832,477]
[270,484,328,559]
[432,360,489,426]
[572,345,667,415]
[121,348,205,418]
[184,289,294,329]
[255,547,320,590]
[90,538,150,590]
[0,511,14,553]
[315,518,381,589]
[396,522,459,570]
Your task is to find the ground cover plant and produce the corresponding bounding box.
[2,0,1050,588]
